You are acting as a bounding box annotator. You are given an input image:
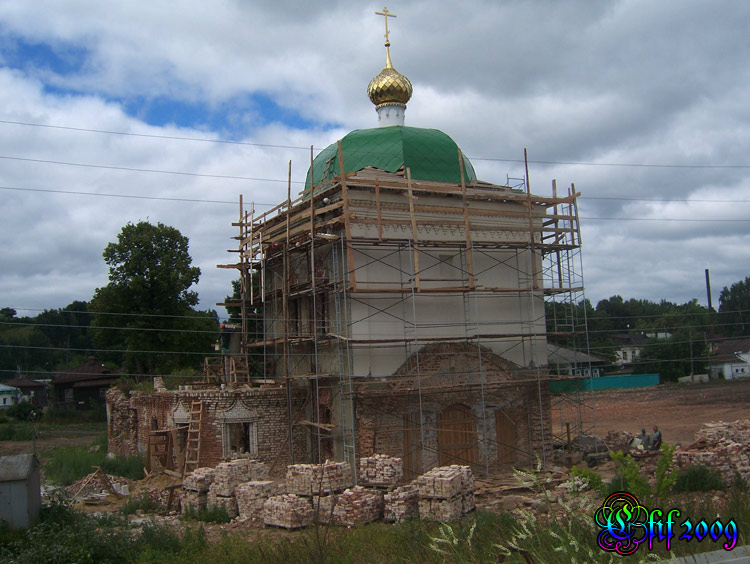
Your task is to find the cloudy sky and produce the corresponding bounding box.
[1,0,748,320]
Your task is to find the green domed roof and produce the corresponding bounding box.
[305,125,477,191]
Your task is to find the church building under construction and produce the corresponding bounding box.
[107,9,587,479]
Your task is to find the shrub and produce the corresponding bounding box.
[0,422,35,441]
[7,401,36,421]
[0,504,133,564]
[609,450,651,499]
[181,503,232,524]
[120,493,162,516]
[673,465,725,493]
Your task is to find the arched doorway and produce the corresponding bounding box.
[437,403,478,466]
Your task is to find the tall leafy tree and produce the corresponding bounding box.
[718,276,750,337]
[90,221,216,375]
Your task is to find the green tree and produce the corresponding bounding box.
[718,276,750,337]
[633,329,707,382]
[0,307,17,320]
[90,221,216,375]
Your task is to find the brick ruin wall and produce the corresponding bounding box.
[106,342,553,475]
[106,386,307,473]
[351,343,552,472]
[354,382,551,473]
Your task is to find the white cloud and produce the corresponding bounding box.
[0,0,748,319]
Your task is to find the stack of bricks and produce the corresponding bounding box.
[285,461,352,496]
[236,481,278,522]
[451,465,476,513]
[416,465,475,521]
[206,458,269,519]
[207,486,239,518]
[182,467,215,513]
[358,454,403,489]
[331,486,383,526]
[311,493,337,525]
[383,483,419,522]
[263,494,314,529]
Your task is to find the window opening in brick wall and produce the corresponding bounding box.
[224,421,258,458]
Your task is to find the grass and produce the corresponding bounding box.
[120,493,163,516]
[181,504,232,524]
[2,487,748,564]
[44,436,146,485]
[0,422,36,441]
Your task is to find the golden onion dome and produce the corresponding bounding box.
[367,46,412,108]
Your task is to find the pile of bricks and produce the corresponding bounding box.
[358,454,403,488]
[236,480,278,521]
[263,494,314,529]
[673,420,750,486]
[312,493,337,525]
[211,459,269,496]
[694,419,750,443]
[331,486,383,526]
[416,465,475,521]
[182,467,216,513]
[286,461,352,496]
[183,467,216,492]
[383,483,419,522]
[206,458,269,517]
[207,486,239,518]
[676,438,750,486]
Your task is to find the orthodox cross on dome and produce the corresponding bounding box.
[369,5,411,126]
[375,6,397,68]
[375,7,396,46]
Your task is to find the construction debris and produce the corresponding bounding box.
[66,468,130,503]
[675,419,750,485]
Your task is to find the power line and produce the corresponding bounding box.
[2,118,750,169]
[0,154,295,183]
[0,185,239,204]
[0,119,313,151]
[0,320,218,335]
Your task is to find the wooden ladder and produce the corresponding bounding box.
[183,400,204,477]
[229,356,250,384]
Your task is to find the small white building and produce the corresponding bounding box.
[612,333,650,370]
[710,337,750,380]
[0,383,22,409]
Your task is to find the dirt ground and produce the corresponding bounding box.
[558,378,750,447]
